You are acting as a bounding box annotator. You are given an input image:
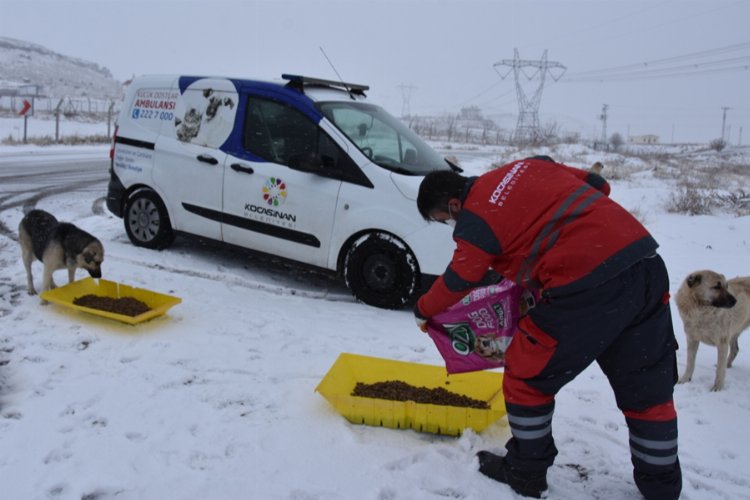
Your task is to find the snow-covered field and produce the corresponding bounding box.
[1,135,749,499]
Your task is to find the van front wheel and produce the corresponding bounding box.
[124,189,175,249]
[344,233,419,309]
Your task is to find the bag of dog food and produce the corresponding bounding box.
[426,281,537,374]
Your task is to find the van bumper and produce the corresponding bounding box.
[106,170,126,218]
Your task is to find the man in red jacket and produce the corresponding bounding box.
[414,157,681,499]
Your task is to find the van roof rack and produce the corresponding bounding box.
[282,74,369,98]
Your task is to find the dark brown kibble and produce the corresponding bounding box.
[351,380,489,409]
[73,294,151,317]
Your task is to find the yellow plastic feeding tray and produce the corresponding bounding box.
[40,277,182,325]
[316,353,505,436]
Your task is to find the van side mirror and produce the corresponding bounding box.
[445,156,464,173]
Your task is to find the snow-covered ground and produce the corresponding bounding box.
[1,135,749,499]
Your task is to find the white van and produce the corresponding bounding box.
[107,74,459,309]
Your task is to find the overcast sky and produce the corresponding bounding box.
[2,0,749,144]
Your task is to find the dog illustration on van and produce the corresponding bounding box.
[175,87,236,144]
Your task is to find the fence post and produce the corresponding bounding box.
[107,101,115,137]
[55,98,64,143]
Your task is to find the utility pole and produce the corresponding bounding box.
[721,106,731,141]
[397,83,416,118]
[493,49,566,143]
[599,104,609,148]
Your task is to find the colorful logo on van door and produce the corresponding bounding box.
[262,177,287,206]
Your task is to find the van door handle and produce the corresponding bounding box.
[230,163,255,174]
[197,154,219,165]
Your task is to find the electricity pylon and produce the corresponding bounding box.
[599,104,609,146]
[397,83,416,118]
[494,49,566,142]
[721,106,731,141]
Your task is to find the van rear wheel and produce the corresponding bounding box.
[124,189,175,249]
[344,232,419,309]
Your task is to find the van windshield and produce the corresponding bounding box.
[317,101,452,175]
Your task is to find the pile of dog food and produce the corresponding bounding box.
[351,380,490,409]
[73,294,151,317]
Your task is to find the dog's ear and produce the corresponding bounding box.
[686,273,702,288]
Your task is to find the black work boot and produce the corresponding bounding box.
[477,450,548,498]
[633,460,682,500]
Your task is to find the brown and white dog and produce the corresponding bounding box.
[19,209,104,296]
[676,270,750,391]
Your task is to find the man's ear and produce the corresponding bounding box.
[448,198,462,212]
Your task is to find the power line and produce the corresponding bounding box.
[565,63,750,82]
[566,63,750,82]
[564,41,750,82]
[457,79,507,107]
[570,41,750,77]
[528,1,742,67]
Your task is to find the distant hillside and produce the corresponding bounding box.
[0,37,121,99]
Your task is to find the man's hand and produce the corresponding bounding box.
[415,315,429,333]
[414,303,429,332]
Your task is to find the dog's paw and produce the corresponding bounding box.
[710,382,724,392]
[677,375,691,384]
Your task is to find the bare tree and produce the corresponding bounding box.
[560,130,581,144]
[446,113,458,142]
[709,138,727,152]
[539,121,561,144]
[610,132,624,151]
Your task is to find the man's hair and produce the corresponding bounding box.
[417,170,468,220]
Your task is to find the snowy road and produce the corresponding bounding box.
[0,147,109,238]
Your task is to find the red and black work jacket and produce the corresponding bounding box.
[416,157,658,318]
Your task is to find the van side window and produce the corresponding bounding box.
[243,96,372,187]
[242,97,317,164]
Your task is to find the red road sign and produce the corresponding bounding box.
[19,99,32,116]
